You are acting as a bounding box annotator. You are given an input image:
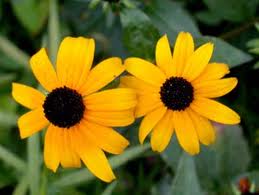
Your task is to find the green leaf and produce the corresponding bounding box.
[202,0,258,22]
[27,134,41,195]
[195,11,222,26]
[0,35,30,69]
[0,73,16,87]
[195,125,250,192]
[53,144,150,187]
[101,181,118,195]
[196,36,252,67]
[0,144,26,172]
[161,137,182,171]
[171,153,203,195]
[253,61,259,69]
[120,8,160,60]
[145,0,201,41]
[10,0,49,35]
[13,174,28,195]
[215,125,250,180]
[151,174,173,195]
[0,111,18,128]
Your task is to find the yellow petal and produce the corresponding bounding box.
[173,111,200,155]
[44,125,61,172]
[56,37,94,89]
[120,76,159,95]
[73,128,115,182]
[30,48,59,91]
[151,110,174,152]
[12,83,45,109]
[187,109,215,145]
[191,97,240,124]
[139,106,167,144]
[194,78,238,98]
[156,35,173,76]
[135,93,163,118]
[169,32,194,76]
[60,129,81,168]
[125,57,166,86]
[84,109,134,127]
[80,57,125,96]
[84,88,137,111]
[182,43,214,81]
[79,119,129,154]
[18,108,49,139]
[192,63,230,84]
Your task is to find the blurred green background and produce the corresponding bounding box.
[0,0,259,194]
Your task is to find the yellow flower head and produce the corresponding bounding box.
[12,37,137,182]
[122,32,240,155]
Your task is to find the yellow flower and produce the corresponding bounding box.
[12,37,137,182]
[121,32,240,155]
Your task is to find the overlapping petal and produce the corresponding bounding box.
[56,37,95,89]
[169,32,194,76]
[73,128,115,182]
[84,88,137,111]
[139,106,167,144]
[191,97,240,124]
[182,43,214,81]
[125,57,166,86]
[80,57,125,96]
[156,35,173,76]
[79,119,129,154]
[173,111,200,155]
[151,110,174,152]
[194,78,238,98]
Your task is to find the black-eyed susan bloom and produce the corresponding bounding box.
[121,32,240,155]
[12,37,137,182]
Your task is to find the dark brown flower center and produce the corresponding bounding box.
[160,77,194,111]
[43,86,85,128]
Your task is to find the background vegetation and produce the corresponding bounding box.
[0,0,259,194]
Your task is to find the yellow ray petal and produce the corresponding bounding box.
[12,83,45,109]
[156,35,173,76]
[182,43,214,81]
[139,106,167,144]
[60,129,81,168]
[84,88,137,111]
[191,97,240,124]
[79,119,129,154]
[151,110,174,152]
[73,128,115,182]
[135,93,163,118]
[80,57,125,96]
[187,109,215,145]
[56,37,94,89]
[173,111,200,155]
[169,32,194,76]
[125,57,166,86]
[44,125,61,172]
[192,63,230,84]
[30,48,59,91]
[120,76,159,95]
[194,78,238,98]
[84,109,134,127]
[18,108,49,139]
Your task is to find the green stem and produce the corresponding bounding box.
[27,134,41,195]
[0,35,29,69]
[48,0,60,63]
